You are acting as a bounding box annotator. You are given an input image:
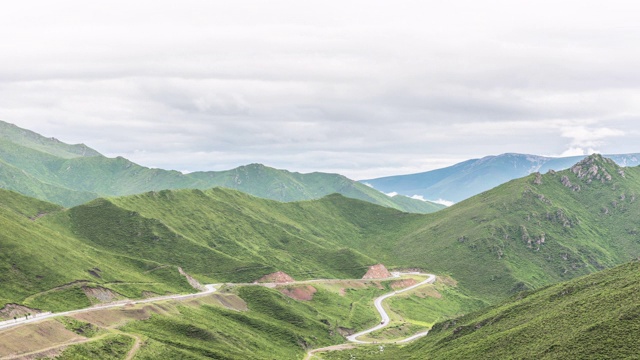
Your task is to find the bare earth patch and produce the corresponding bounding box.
[0,304,43,321]
[279,285,317,301]
[0,320,83,358]
[391,279,418,290]
[362,264,392,279]
[83,286,121,303]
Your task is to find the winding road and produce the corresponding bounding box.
[306,273,436,359]
[1,273,436,360]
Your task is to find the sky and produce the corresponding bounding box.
[1,1,640,179]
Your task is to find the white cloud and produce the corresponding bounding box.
[385,191,399,197]
[1,1,640,179]
[410,195,455,207]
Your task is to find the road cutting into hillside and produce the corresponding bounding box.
[306,273,436,359]
[1,272,435,360]
[0,284,219,332]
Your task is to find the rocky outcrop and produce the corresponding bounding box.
[570,154,616,184]
[256,271,295,283]
[362,264,392,279]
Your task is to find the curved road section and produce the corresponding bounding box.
[346,273,436,343]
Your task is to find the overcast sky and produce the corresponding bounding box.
[2,1,640,179]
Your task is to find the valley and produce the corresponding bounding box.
[1,123,640,359]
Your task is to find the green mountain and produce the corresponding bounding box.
[362,152,640,203]
[379,154,640,303]
[0,120,443,213]
[0,189,196,311]
[323,260,640,359]
[0,186,421,311]
[4,154,640,312]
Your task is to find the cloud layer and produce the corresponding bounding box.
[2,1,640,179]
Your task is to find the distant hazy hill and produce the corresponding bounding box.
[0,120,443,212]
[362,152,640,203]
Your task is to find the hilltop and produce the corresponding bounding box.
[0,120,443,212]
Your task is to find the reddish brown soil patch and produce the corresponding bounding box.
[255,271,294,283]
[391,278,418,290]
[279,285,317,301]
[362,264,391,279]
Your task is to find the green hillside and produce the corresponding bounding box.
[379,154,640,302]
[4,154,640,313]
[0,187,417,311]
[0,120,443,212]
[0,189,195,311]
[321,260,640,359]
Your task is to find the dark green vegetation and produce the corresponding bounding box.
[363,152,640,203]
[320,260,640,360]
[0,120,443,212]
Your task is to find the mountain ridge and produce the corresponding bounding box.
[0,120,443,212]
[362,152,640,203]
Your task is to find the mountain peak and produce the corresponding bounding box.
[570,154,621,184]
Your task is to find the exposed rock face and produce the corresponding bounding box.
[279,285,317,301]
[256,271,295,283]
[533,172,542,185]
[570,154,616,184]
[362,264,392,279]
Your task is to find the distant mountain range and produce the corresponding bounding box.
[361,152,640,203]
[0,120,443,213]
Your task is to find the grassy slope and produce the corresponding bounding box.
[382,155,640,302]
[323,260,640,359]
[0,189,196,311]
[104,188,392,282]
